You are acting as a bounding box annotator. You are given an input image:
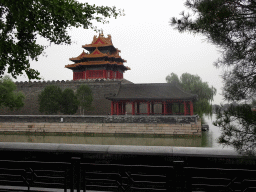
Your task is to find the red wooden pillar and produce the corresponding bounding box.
[73,72,75,80]
[169,103,172,115]
[86,71,89,79]
[137,102,140,114]
[147,102,150,115]
[184,101,187,116]
[164,101,167,115]
[132,102,135,115]
[190,101,193,115]
[116,102,120,115]
[162,103,164,115]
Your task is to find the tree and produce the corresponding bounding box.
[165,72,180,85]
[38,85,62,114]
[76,84,93,115]
[0,0,123,80]
[170,0,256,154]
[170,0,256,101]
[61,88,78,115]
[214,104,256,156]
[166,72,217,118]
[0,75,25,110]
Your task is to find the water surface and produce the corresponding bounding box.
[0,115,227,148]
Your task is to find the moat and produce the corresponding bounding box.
[0,115,227,149]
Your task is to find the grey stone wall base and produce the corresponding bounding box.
[0,115,199,124]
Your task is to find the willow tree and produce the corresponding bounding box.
[170,0,256,101]
[166,73,216,118]
[170,0,256,155]
[0,0,124,80]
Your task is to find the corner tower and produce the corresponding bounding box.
[65,32,130,80]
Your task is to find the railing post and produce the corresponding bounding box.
[172,161,186,191]
[71,157,81,192]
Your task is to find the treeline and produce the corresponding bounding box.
[38,84,93,115]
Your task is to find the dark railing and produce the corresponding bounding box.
[0,143,256,191]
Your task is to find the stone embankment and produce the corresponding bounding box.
[0,115,201,136]
[0,122,201,136]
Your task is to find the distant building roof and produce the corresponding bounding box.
[106,83,198,101]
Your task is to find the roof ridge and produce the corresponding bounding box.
[115,82,122,97]
[106,83,198,101]
[90,47,107,55]
[83,34,113,48]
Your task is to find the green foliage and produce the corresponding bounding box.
[0,0,124,80]
[61,88,78,115]
[38,84,93,115]
[170,0,256,101]
[76,84,93,115]
[38,85,62,114]
[214,104,256,156]
[171,0,256,155]
[166,72,217,118]
[0,75,25,110]
[165,72,180,85]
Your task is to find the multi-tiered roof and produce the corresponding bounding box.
[65,33,130,80]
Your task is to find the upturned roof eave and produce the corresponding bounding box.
[64,63,130,70]
[69,55,123,61]
[82,45,115,51]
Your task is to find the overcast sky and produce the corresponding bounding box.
[14,0,225,104]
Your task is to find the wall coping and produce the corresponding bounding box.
[0,115,199,124]
[0,115,198,118]
[14,79,122,84]
[0,142,240,158]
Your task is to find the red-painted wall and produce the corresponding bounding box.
[73,70,123,80]
[73,71,85,80]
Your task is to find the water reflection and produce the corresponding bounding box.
[0,133,203,147]
[0,115,227,148]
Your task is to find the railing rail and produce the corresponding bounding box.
[0,142,256,191]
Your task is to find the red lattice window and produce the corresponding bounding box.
[87,70,103,79]
[73,72,84,80]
